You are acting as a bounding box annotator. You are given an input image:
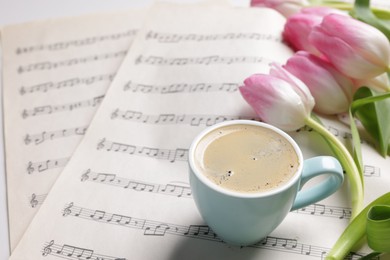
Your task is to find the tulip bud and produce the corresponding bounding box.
[355,73,390,93]
[239,64,314,131]
[283,13,322,54]
[251,0,308,18]
[300,6,346,16]
[283,7,346,55]
[284,51,354,114]
[309,14,390,79]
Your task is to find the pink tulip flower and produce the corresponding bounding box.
[283,13,323,54]
[283,7,346,55]
[355,73,390,92]
[240,66,363,220]
[239,64,314,131]
[284,51,354,114]
[309,14,390,79]
[300,6,346,16]
[250,0,308,18]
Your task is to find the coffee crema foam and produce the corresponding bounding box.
[195,124,299,193]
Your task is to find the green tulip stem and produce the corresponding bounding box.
[308,1,390,18]
[304,116,364,219]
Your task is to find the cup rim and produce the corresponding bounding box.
[188,120,304,198]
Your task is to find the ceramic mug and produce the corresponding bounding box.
[188,120,344,246]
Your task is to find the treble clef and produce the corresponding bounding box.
[19,86,26,95]
[42,240,54,256]
[27,161,35,174]
[22,109,28,119]
[63,202,73,217]
[97,138,106,150]
[24,134,31,145]
[30,193,38,208]
[81,169,90,182]
[111,109,119,120]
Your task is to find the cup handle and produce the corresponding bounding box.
[290,156,344,211]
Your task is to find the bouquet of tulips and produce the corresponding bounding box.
[241,0,390,259]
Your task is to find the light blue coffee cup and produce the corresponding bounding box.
[188,120,344,246]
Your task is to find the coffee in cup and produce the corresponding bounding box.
[194,124,299,193]
[189,120,344,246]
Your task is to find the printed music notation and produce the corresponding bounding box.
[80,169,191,198]
[296,124,372,145]
[62,203,367,259]
[295,125,381,177]
[80,169,355,220]
[22,95,104,119]
[16,29,137,55]
[29,193,46,208]
[295,203,352,220]
[327,125,373,145]
[18,50,127,74]
[42,240,126,260]
[27,157,70,174]
[364,165,381,177]
[24,126,88,146]
[111,109,255,126]
[96,138,188,163]
[135,55,268,66]
[19,73,115,95]
[123,81,239,94]
[145,31,281,43]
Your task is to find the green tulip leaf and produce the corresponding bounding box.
[351,87,390,157]
[366,205,390,252]
[353,0,390,40]
[326,192,390,260]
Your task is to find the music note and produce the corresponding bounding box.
[364,165,380,177]
[37,160,50,172]
[311,204,326,215]
[122,110,143,120]
[160,184,187,197]
[301,244,312,255]
[327,126,340,137]
[144,223,170,236]
[93,173,117,183]
[155,114,175,124]
[183,225,212,239]
[106,214,131,225]
[56,244,93,259]
[339,209,352,219]
[90,210,106,220]
[171,148,188,162]
[140,147,159,157]
[190,116,204,126]
[285,239,298,249]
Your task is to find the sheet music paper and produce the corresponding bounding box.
[1,9,148,250]
[10,4,390,260]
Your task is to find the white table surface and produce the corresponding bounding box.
[0,1,248,259]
